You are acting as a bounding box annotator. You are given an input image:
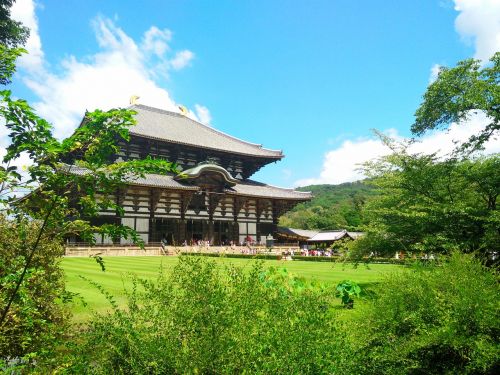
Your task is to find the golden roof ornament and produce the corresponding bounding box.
[129,95,140,105]
[178,105,188,116]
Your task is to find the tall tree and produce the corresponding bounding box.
[412,52,500,152]
[0,0,29,47]
[0,0,178,363]
[351,139,499,258]
[0,0,29,85]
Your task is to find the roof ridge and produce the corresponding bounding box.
[130,104,183,118]
[244,179,312,194]
[130,104,283,156]
[286,227,320,232]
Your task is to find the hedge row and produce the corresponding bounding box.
[180,252,407,264]
[290,255,337,262]
[180,252,279,260]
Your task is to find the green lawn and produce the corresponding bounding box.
[62,256,400,322]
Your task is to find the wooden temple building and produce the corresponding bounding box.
[70,104,312,246]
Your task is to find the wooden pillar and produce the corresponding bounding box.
[256,200,261,243]
[233,196,246,243]
[149,189,161,243]
[179,192,193,245]
[178,219,186,245]
[207,192,222,244]
[207,220,214,244]
[115,187,126,214]
[272,200,283,238]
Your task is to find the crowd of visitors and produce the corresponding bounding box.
[299,249,335,257]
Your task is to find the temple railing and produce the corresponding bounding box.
[64,243,301,257]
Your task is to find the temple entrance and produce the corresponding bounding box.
[184,220,233,245]
[150,218,177,244]
[186,219,205,244]
[213,221,233,245]
[148,218,272,246]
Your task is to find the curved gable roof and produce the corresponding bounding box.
[129,104,283,159]
[175,163,238,187]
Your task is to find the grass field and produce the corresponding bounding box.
[62,255,401,322]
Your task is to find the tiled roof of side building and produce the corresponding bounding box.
[277,227,320,239]
[307,231,349,242]
[129,104,284,159]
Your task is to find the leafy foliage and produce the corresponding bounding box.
[351,141,500,257]
[413,52,500,152]
[0,0,29,48]
[280,181,376,230]
[0,0,29,86]
[335,280,361,308]
[0,88,178,364]
[0,44,23,85]
[0,92,177,243]
[65,257,344,374]
[0,216,68,367]
[0,1,179,362]
[343,252,500,374]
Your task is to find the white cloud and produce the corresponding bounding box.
[194,104,212,125]
[170,50,194,70]
[0,148,32,170]
[453,0,500,62]
[295,137,392,187]
[428,0,500,87]
[429,63,442,84]
[295,114,500,187]
[10,1,202,140]
[10,0,44,73]
[142,26,172,57]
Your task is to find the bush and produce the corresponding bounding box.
[335,280,361,308]
[342,252,500,374]
[67,256,345,373]
[0,216,68,369]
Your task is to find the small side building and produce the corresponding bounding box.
[306,230,364,248]
[275,227,319,246]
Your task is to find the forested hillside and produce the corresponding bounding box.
[279,181,377,230]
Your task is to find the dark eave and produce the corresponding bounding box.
[67,165,311,201]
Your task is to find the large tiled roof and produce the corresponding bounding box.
[129,104,283,159]
[65,165,311,200]
[65,165,197,190]
[226,179,312,200]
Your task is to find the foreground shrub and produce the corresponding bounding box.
[0,216,68,369]
[67,256,344,374]
[344,252,500,374]
[335,280,361,308]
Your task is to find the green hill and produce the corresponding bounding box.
[279,181,376,230]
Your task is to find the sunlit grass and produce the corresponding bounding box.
[62,255,399,322]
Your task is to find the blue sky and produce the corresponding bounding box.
[8,0,500,187]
